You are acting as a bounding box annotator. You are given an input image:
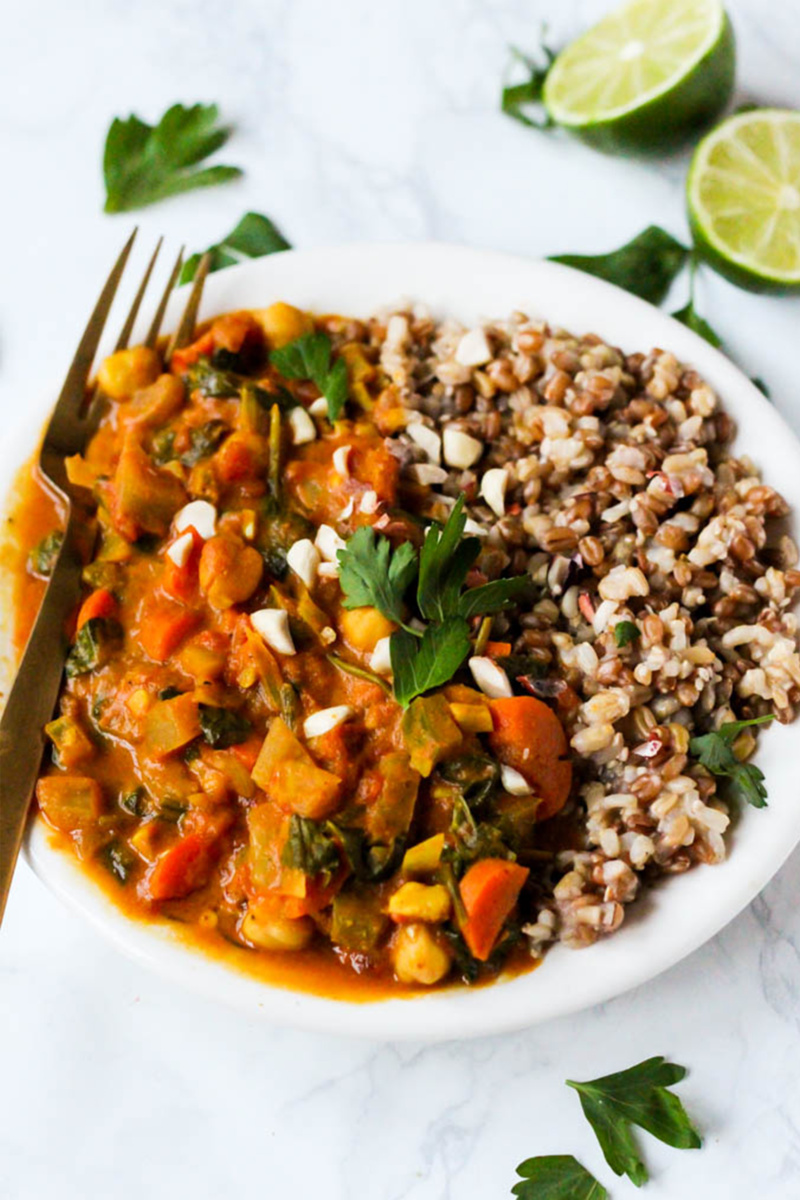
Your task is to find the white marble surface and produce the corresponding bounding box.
[3,1,800,1196]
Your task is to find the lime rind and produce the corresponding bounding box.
[544,0,726,125]
[688,108,800,291]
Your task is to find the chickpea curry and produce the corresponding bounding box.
[11,302,579,995]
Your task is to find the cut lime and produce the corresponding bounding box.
[688,109,800,292]
[543,0,735,153]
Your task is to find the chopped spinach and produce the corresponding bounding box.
[150,428,176,464]
[65,618,122,678]
[186,357,280,409]
[180,419,230,466]
[119,788,147,816]
[99,838,137,884]
[157,798,188,823]
[281,815,341,884]
[158,686,184,701]
[198,704,253,748]
[28,530,64,577]
[438,755,500,809]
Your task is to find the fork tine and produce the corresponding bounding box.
[144,246,184,350]
[165,251,212,361]
[50,229,137,424]
[114,236,162,351]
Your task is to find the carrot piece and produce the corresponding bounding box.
[139,601,200,662]
[488,696,572,821]
[77,588,117,630]
[459,858,529,961]
[144,834,213,901]
[170,330,214,375]
[485,641,512,658]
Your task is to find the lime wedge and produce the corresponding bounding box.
[688,109,800,292]
[543,0,735,153]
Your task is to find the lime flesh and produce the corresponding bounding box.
[688,108,800,292]
[543,0,735,153]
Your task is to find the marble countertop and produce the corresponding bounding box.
[2,1,800,1196]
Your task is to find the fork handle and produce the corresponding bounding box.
[0,508,83,924]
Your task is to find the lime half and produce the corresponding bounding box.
[543,0,735,153]
[688,109,800,292]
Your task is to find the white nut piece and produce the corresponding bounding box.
[454,328,492,367]
[406,463,449,486]
[250,609,296,656]
[370,635,393,676]
[500,764,533,796]
[174,499,217,540]
[332,445,352,476]
[286,538,321,588]
[443,427,483,469]
[288,406,317,445]
[303,705,354,738]
[309,396,329,418]
[359,489,379,514]
[318,562,340,579]
[315,524,347,562]
[407,422,442,463]
[468,656,513,699]
[464,517,488,537]
[480,467,508,518]
[165,530,194,568]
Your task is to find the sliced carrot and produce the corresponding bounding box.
[144,834,213,901]
[488,696,572,821]
[170,330,214,375]
[485,641,512,659]
[139,600,200,663]
[460,858,529,961]
[77,588,118,630]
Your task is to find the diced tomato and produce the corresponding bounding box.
[143,834,214,901]
[77,588,117,630]
[138,599,200,663]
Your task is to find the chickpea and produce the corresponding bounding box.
[199,533,263,609]
[391,923,451,986]
[98,346,160,400]
[338,605,396,653]
[241,906,314,952]
[260,302,313,349]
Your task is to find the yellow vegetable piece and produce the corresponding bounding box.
[126,688,152,718]
[98,346,160,400]
[259,302,313,349]
[401,694,463,777]
[251,717,342,818]
[449,702,493,734]
[142,693,201,759]
[65,454,97,490]
[388,881,451,924]
[130,822,159,863]
[338,606,396,653]
[401,833,445,875]
[44,716,95,768]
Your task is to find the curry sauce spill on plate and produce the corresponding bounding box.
[7,301,800,995]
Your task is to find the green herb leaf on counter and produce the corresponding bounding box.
[512,1155,607,1200]
[614,620,641,648]
[270,331,348,421]
[337,526,418,626]
[198,704,253,748]
[671,297,722,347]
[391,618,472,708]
[689,714,775,808]
[501,39,555,130]
[180,211,291,284]
[751,376,771,399]
[103,103,242,213]
[28,530,64,578]
[550,226,690,305]
[566,1056,701,1187]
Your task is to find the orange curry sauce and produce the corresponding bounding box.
[3,304,576,999]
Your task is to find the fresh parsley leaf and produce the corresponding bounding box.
[614,620,641,648]
[417,497,481,622]
[270,331,349,421]
[457,574,534,619]
[689,714,774,808]
[566,1056,701,1187]
[281,815,341,884]
[672,298,723,347]
[337,526,418,626]
[512,1155,607,1200]
[751,375,771,399]
[550,226,690,306]
[180,419,230,466]
[28,530,64,578]
[180,211,291,284]
[391,618,472,708]
[198,704,252,749]
[103,103,242,213]
[501,39,555,130]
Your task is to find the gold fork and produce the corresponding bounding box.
[0,234,211,925]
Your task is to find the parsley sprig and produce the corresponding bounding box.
[689,714,775,808]
[512,1155,606,1200]
[566,1057,701,1187]
[270,331,349,422]
[338,497,534,707]
[103,103,242,213]
[180,211,290,284]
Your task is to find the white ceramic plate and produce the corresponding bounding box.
[6,241,800,1040]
